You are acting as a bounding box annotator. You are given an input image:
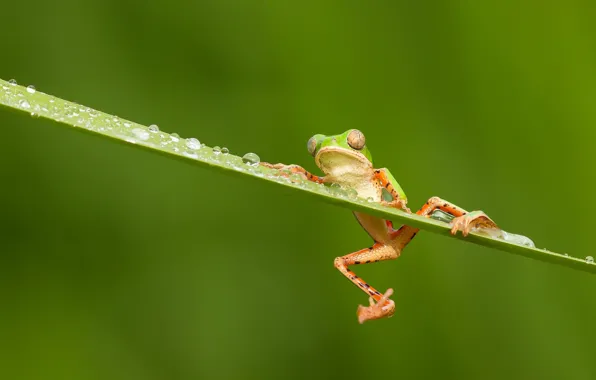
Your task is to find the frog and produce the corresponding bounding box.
[260,129,499,323]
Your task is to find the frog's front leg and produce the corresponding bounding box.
[334,243,399,323]
[419,197,499,236]
[260,162,325,184]
[373,168,410,212]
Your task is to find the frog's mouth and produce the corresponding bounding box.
[315,146,372,177]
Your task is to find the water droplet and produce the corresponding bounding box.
[18,99,30,109]
[221,147,229,155]
[8,79,17,85]
[186,138,201,150]
[26,85,36,94]
[430,209,455,224]
[586,256,594,264]
[184,150,198,159]
[213,146,222,155]
[170,133,180,142]
[564,253,569,257]
[30,112,39,118]
[327,183,349,197]
[132,128,150,141]
[148,124,159,133]
[498,231,536,248]
[366,197,375,202]
[242,152,260,166]
[345,188,358,199]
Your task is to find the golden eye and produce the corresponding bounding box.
[307,136,317,156]
[347,129,365,150]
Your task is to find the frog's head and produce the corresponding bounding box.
[307,129,373,177]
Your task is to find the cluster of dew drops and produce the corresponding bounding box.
[2,78,270,173]
[126,122,264,173]
[3,79,363,199]
[3,79,39,117]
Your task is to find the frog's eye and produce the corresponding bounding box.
[307,136,317,156]
[347,129,365,150]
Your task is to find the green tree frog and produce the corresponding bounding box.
[261,129,498,323]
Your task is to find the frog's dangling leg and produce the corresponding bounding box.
[341,198,499,323]
[260,162,325,184]
[334,243,399,323]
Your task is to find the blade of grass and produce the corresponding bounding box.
[1,78,594,274]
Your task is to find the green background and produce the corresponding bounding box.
[1,1,595,379]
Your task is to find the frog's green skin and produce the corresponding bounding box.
[261,129,499,323]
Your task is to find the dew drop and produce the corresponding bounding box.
[184,150,198,159]
[170,133,180,142]
[242,152,260,166]
[18,99,30,109]
[30,112,39,118]
[328,183,348,197]
[148,124,159,133]
[586,256,594,264]
[26,85,36,94]
[430,209,455,224]
[186,137,201,150]
[221,147,229,155]
[345,188,358,199]
[213,146,221,155]
[132,128,150,141]
[499,231,536,248]
[8,79,17,85]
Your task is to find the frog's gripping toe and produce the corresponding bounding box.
[356,288,396,324]
[450,211,498,237]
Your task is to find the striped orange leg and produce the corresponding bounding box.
[373,169,410,212]
[260,163,325,184]
[334,243,399,323]
[417,197,498,236]
[338,198,498,323]
[385,196,499,249]
[373,170,497,235]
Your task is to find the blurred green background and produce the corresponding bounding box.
[1,1,595,379]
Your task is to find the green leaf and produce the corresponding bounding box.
[1,78,593,274]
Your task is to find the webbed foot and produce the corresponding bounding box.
[450,211,499,237]
[356,288,395,324]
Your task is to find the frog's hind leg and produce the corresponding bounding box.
[418,196,498,236]
[385,197,497,252]
[334,243,398,323]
